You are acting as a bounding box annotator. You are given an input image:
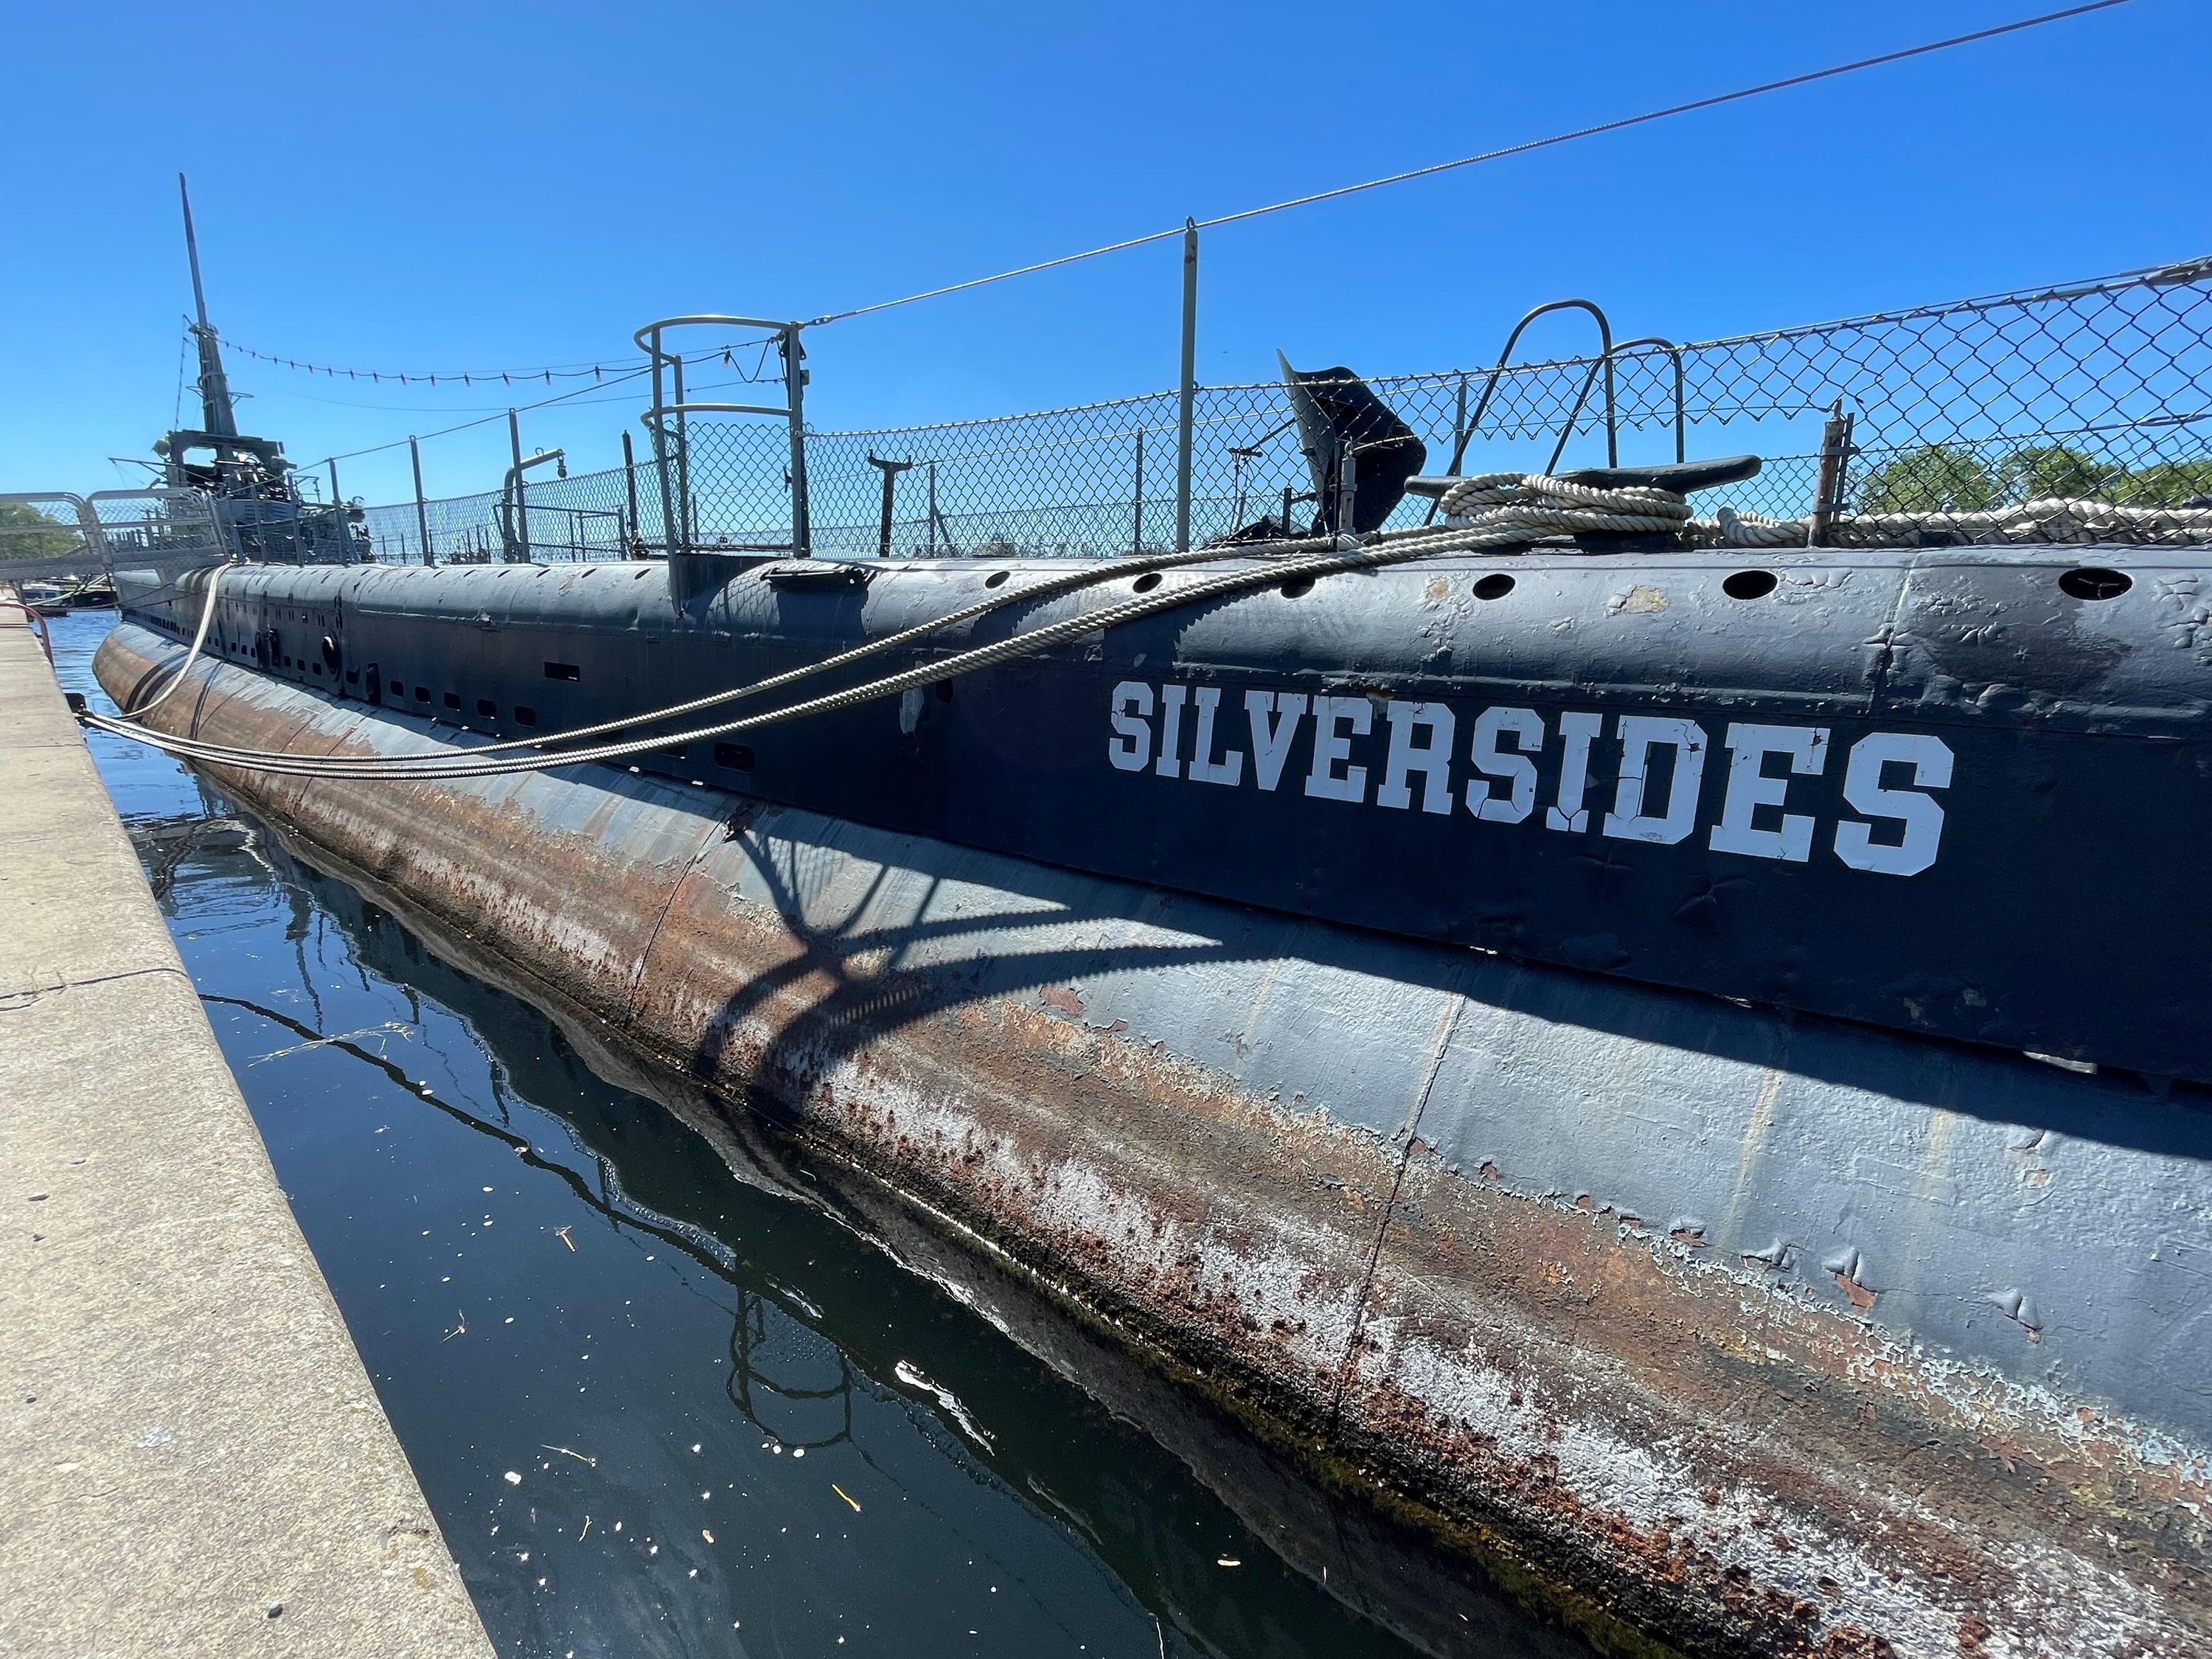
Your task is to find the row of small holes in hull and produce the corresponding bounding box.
[1258,566,2136,604]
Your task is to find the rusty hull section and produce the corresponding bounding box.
[97,625,2212,1658]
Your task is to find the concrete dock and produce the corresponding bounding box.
[0,608,493,1657]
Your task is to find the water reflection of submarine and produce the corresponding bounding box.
[241,830,1590,1658]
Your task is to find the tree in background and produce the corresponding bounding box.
[0,501,86,563]
[2124,457,2212,507]
[1998,444,2121,503]
[1855,445,1999,514]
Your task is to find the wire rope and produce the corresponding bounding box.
[83,478,1684,780]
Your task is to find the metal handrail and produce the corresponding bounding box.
[1447,297,1618,476]
[1425,299,1617,524]
[84,488,232,572]
[499,450,565,562]
[0,493,101,582]
[1610,336,1687,465]
[633,314,812,558]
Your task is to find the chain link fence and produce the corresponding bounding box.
[1,490,231,585]
[349,257,2212,563]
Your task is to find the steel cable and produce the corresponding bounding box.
[82,477,1702,782]
[109,535,1349,771]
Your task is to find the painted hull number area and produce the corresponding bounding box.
[1107,681,1952,877]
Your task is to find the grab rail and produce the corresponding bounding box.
[633,315,812,558]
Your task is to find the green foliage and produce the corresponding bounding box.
[1855,445,1999,514]
[2123,457,2212,507]
[1849,444,2212,515]
[0,501,85,562]
[1998,445,2121,504]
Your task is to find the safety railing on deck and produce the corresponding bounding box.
[0,489,230,583]
[329,254,2211,562]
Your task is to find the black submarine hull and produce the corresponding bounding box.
[96,543,2212,1655]
[116,543,2212,1085]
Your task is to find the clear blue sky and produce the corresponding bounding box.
[2,1,2203,507]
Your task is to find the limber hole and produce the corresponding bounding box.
[477,698,497,717]
[1473,573,1516,601]
[2059,566,2129,601]
[934,679,956,703]
[1723,570,1778,600]
[514,706,538,727]
[714,742,754,770]
[543,661,582,681]
[413,686,431,701]
[1133,572,1163,593]
[1280,577,1315,599]
[984,570,1009,588]
[443,692,461,709]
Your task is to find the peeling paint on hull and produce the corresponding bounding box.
[97,623,2212,1658]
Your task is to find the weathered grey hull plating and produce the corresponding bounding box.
[97,622,2212,1658]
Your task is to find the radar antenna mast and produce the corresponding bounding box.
[178,173,239,442]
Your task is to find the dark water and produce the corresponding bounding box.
[58,612,1582,1659]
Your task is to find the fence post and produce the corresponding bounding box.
[409,436,433,565]
[783,324,812,557]
[507,408,528,561]
[1133,430,1146,553]
[1809,400,1854,547]
[621,429,639,558]
[647,333,676,560]
[671,357,695,552]
[1175,218,1197,553]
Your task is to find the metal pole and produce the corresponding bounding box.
[327,459,344,560]
[783,325,812,557]
[1174,218,1197,553]
[1133,430,1146,553]
[867,453,913,559]
[672,356,693,552]
[1809,400,1854,547]
[621,430,639,557]
[927,462,939,555]
[507,408,527,561]
[648,331,676,560]
[409,436,432,565]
